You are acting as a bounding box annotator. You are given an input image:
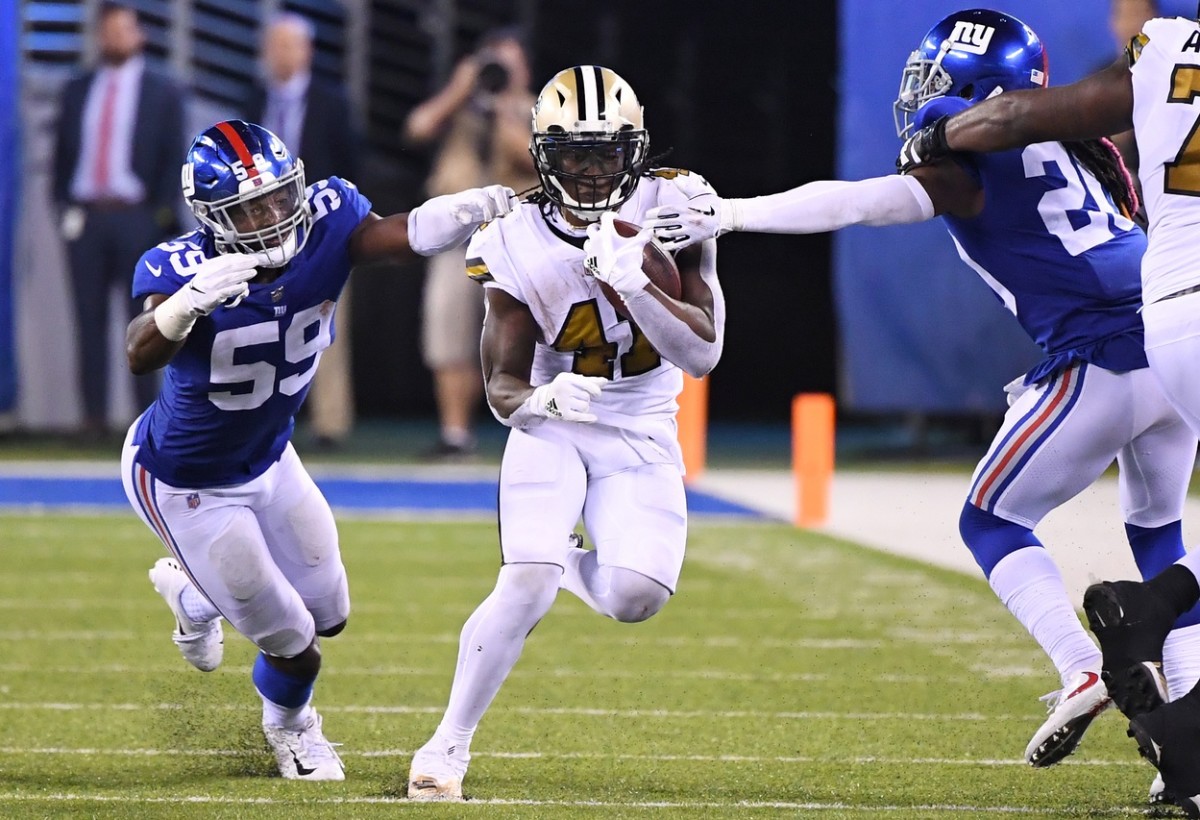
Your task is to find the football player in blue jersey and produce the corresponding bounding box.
[894,6,1200,812]
[644,8,1200,783]
[119,119,516,781]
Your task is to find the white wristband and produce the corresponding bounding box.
[153,291,198,342]
[492,392,545,429]
[723,199,743,233]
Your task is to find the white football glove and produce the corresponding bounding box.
[582,212,652,299]
[407,184,518,256]
[153,252,259,341]
[643,193,738,251]
[526,372,607,423]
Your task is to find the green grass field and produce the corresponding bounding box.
[0,513,1169,818]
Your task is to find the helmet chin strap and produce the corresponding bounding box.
[564,206,605,224]
[249,230,298,268]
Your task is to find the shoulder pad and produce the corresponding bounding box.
[651,167,717,198]
[1127,32,1149,67]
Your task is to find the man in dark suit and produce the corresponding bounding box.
[245,13,362,450]
[52,1,183,441]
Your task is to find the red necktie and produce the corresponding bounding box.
[93,73,119,192]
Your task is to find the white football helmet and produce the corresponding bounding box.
[530,65,649,220]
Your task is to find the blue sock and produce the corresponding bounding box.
[252,653,316,708]
[959,502,1042,577]
[1126,521,1200,629]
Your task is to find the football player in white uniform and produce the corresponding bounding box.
[122,119,515,782]
[896,13,1200,814]
[406,65,726,801]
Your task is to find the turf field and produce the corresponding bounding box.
[0,513,1167,818]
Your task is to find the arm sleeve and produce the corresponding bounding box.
[729,174,934,235]
[620,239,725,379]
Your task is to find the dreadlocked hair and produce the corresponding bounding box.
[1063,138,1139,220]
[643,146,674,171]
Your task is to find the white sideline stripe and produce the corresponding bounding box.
[0,746,1145,768]
[0,793,1146,813]
[0,702,1042,721]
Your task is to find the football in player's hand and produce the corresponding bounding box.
[599,219,682,319]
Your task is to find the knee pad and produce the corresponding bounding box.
[603,567,671,623]
[496,562,562,611]
[959,502,1042,577]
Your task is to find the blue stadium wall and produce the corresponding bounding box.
[0,3,15,414]
[835,1,1113,412]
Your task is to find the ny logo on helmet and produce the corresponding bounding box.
[947,21,995,55]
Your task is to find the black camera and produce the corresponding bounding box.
[477,59,510,94]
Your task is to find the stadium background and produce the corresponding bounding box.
[2,0,1114,440]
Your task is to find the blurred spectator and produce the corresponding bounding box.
[52,1,183,441]
[403,27,539,460]
[1109,0,1158,48]
[245,12,362,451]
[1102,1,1197,201]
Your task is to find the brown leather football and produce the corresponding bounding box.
[598,219,682,319]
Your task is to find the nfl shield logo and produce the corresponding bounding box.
[186,493,201,510]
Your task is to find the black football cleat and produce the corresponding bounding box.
[1082,581,1174,718]
[1128,697,1200,819]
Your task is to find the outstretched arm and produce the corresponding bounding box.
[348,185,517,267]
[944,58,1134,151]
[645,174,941,250]
[898,57,1134,170]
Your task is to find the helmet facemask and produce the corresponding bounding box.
[894,40,955,138]
[530,65,649,222]
[189,159,311,268]
[532,127,648,219]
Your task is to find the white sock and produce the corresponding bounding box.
[988,547,1102,684]
[261,697,314,731]
[181,584,220,623]
[1163,622,1200,701]
[437,563,560,749]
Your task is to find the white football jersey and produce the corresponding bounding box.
[1132,16,1200,303]
[466,169,716,435]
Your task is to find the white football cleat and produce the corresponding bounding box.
[408,735,470,801]
[263,711,345,781]
[1024,669,1112,767]
[1150,773,1167,806]
[148,557,223,672]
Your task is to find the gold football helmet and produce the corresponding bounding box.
[531,65,649,218]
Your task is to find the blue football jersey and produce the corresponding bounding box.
[915,98,1148,384]
[130,177,372,488]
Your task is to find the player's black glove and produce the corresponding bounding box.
[896,116,951,174]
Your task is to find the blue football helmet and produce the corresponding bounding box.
[894,9,1048,138]
[182,120,311,267]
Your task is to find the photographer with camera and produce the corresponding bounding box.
[403,27,538,460]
